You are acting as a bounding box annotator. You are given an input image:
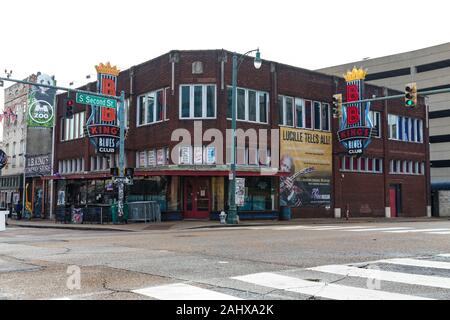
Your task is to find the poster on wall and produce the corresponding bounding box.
[27,73,56,128]
[157,149,165,165]
[139,151,147,167]
[206,147,216,165]
[0,150,7,170]
[194,147,203,165]
[148,150,156,167]
[235,178,246,207]
[280,127,332,208]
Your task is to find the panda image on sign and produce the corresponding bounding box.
[32,72,56,101]
[28,72,57,126]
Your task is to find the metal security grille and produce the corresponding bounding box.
[127,201,161,223]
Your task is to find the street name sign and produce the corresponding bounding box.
[76,92,117,108]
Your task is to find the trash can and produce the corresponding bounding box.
[111,203,128,224]
[279,206,291,221]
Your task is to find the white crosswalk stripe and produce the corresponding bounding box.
[384,229,450,234]
[376,258,450,270]
[428,231,450,235]
[308,264,450,289]
[232,272,432,300]
[132,283,242,300]
[438,254,450,258]
[346,227,413,232]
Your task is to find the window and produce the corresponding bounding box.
[295,98,304,128]
[388,114,423,143]
[180,84,216,119]
[228,87,269,124]
[390,160,424,175]
[388,114,398,140]
[321,103,330,131]
[369,111,381,138]
[313,101,321,130]
[305,100,312,129]
[138,88,169,125]
[341,156,383,174]
[61,112,85,141]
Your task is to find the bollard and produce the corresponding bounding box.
[219,211,227,224]
[0,211,9,232]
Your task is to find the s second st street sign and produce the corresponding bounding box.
[76,92,117,108]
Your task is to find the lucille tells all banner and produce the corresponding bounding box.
[279,127,332,208]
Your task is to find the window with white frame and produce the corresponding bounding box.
[389,160,425,175]
[58,158,84,174]
[388,114,423,143]
[90,156,110,172]
[369,111,381,138]
[61,112,86,141]
[137,88,169,126]
[180,84,216,119]
[340,156,383,174]
[228,86,269,123]
[279,96,330,131]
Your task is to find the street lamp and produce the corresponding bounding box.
[227,48,262,225]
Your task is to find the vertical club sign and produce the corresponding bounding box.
[86,63,120,154]
[338,67,373,155]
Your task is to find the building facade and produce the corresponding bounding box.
[48,50,430,221]
[318,42,449,216]
[1,75,54,217]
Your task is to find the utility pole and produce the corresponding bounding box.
[117,90,126,217]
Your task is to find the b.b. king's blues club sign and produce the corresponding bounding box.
[86,63,121,154]
[338,67,374,156]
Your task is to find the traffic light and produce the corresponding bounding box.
[332,94,343,118]
[405,83,417,108]
[64,98,74,119]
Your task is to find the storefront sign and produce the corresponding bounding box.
[338,67,373,155]
[280,127,332,208]
[86,62,121,154]
[28,73,56,128]
[25,154,52,177]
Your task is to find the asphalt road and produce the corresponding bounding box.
[1,220,450,300]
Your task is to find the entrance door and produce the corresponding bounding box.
[184,177,211,219]
[389,185,401,218]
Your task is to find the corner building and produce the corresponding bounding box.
[49,50,430,221]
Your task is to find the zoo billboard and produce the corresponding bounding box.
[27,73,56,128]
[280,127,332,208]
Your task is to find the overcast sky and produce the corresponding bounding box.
[1,0,448,139]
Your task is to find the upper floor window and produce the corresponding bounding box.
[180,84,216,119]
[388,114,423,143]
[369,111,381,138]
[138,88,169,126]
[227,87,269,124]
[61,112,86,142]
[279,96,330,131]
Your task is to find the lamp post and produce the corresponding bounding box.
[227,49,262,224]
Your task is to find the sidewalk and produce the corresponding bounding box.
[5,216,449,232]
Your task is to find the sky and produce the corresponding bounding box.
[0,0,449,139]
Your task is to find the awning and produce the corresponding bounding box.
[42,166,289,180]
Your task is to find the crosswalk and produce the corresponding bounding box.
[212,224,450,236]
[124,252,450,300]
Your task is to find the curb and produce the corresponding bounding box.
[6,222,135,232]
[185,218,450,230]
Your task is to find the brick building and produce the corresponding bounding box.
[47,49,430,221]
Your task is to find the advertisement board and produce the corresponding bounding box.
[280,127,332,208]
[27,73,56,128]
